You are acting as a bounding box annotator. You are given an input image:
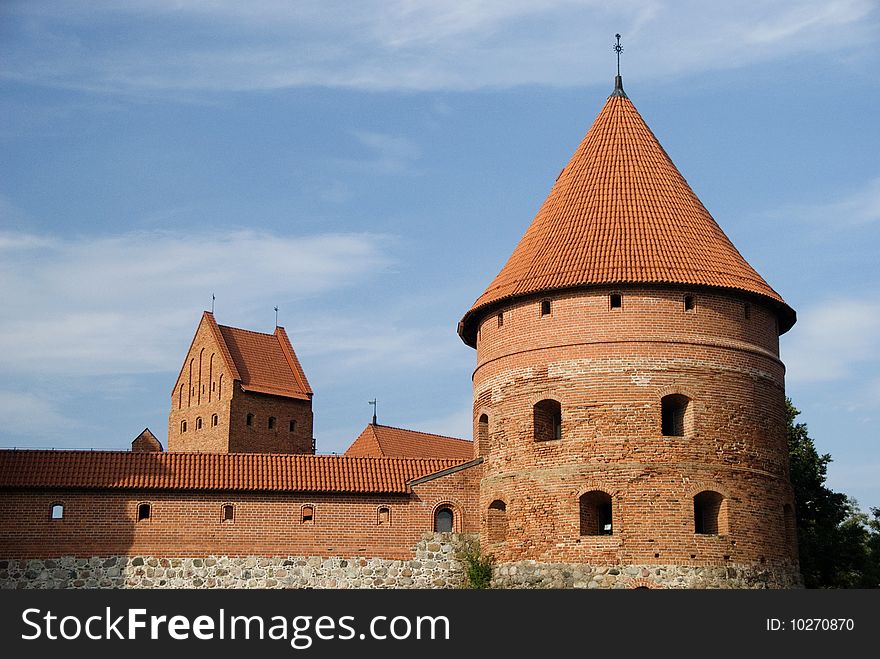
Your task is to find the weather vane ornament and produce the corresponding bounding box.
[614,33,623,76]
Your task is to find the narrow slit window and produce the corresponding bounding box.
[51,503,64,520]
[541,299,552,316]
[222,504,234,522]
[268,416,276,430]
[289,420,297,432]
[246,413,253,427]
[497,312,504,327]
[684,295,695,311]
[211,414,218,427]
[196,416,202,430]
[610,293,622,309]
[137,503,151,522]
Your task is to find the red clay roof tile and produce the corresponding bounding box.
[0,451,462,494]
[344,424,473,460]
[459,88,795,346]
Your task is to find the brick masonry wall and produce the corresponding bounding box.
[0,534,477,589]
[470,286,799,573]
[167,319,314,454]
[0,466,480,560]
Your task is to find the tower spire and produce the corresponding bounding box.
[611,33,627,97]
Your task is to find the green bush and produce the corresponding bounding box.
[461,547,493,589]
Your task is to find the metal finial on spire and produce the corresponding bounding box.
[211,293,215,313]
[368,399,377,425]
[613,34,623,76]
[274,306,279,327]
[610,33,627,98]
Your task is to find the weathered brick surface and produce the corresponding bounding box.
[471,286,798,575]
[0,465,480,560]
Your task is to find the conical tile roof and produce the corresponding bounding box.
[459,81,795,347]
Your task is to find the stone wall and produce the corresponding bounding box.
[0,533,477,590]
[491,561,803,589]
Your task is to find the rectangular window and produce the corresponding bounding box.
[541,299,551,316]
[610,293,622,309]
[497,312,504,327]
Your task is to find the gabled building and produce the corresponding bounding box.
[345,424,474,461]
[168,312,314,454]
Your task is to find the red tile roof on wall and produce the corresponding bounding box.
[217,322,312,400]
[459,82,795,346]
[0,451,464,494]
[344,424,473,460]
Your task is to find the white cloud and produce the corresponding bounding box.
[774,177,880,227]
[0,229,391,376]
[783,298,880,382]
[1,1,876,94]
[0,390,74,440]
[329,131,422,175]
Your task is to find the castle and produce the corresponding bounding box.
[0,74,801,589]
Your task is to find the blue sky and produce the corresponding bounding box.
[1,1,879,511]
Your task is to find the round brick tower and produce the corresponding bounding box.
[458,76,801,588]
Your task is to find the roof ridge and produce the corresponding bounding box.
[373,424,471,443]
[217,323,279,338]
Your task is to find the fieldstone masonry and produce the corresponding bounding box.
[0,533,476,590]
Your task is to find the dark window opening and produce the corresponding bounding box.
[488,500,507,543]
[268,416,276,430]
[478,414,489,455]
[684,295,695,311]
[378,506,391,526]
[497,312,504,327]
[301,505,314,524]
[211,414,218,427]
[222,504,234,522]
[541,299,552,316]
[180,420,187,433]
[51,503,64,520]
[661,394,689,437]
[289,420,297,432]
[694,491,725,535]
[534,399,562,442]
[137,503,151,522]
[434,507,454,533]
[610,293,622,309]
[246,413,253,427]
[196,417,202,430]
[580,491,613,536]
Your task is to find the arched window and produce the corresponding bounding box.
[51,503,64,520]
[268,416,276,430]
[180,420,187,433]
[222,504,234,522]
[178,385,183,410]
[301,505,314,524]
[694,491,727,535]
[246,413,253,427]
[487,500,507,543]
[661,394,690,437]
[218,374,223,400]
[534,399,562,441]
[289,420,297,432]
[434,506,454,533]
[378,506,391,526]
[211,414,218,427]
[137,503,151,522]
[478,414,489,454]
[580,491,613,536]
[195,416,203,430]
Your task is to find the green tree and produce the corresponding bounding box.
[786,399,873,587]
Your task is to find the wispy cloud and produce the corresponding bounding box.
[783,298,880,383]
[0,390,74,440]
[330,131,421,175]
[1,1,876,94]
[770,176,880,228]
[0,229,391,376]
